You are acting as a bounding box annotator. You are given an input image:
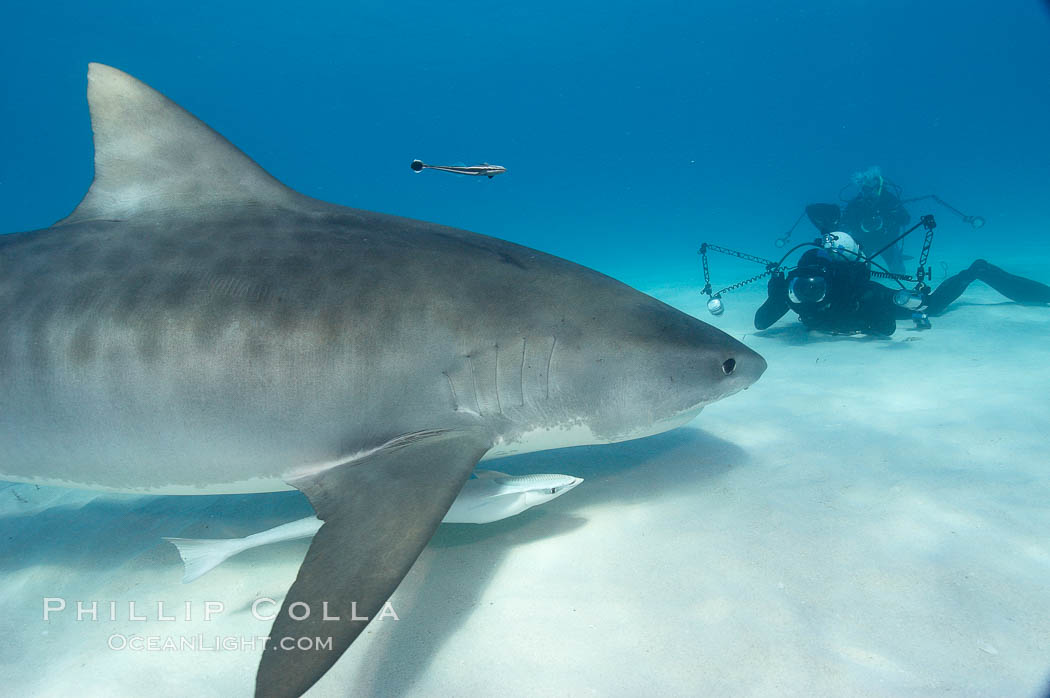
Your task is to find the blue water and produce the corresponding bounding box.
[2,2,1048,288]
[3,4,1050,696]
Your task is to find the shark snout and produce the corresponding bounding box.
[599,303,768,424]
[642,302,766,397]
[665,334,766,411]
[722,342,767,389]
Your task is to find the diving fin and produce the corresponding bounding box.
[254,429,491,698]
[805,203,841,234]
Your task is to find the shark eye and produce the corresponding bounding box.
[549,488,557,494]
[722,358,736,375]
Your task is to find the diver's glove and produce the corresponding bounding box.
[768,273,788,297]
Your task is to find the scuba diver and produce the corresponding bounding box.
[803,167,911,274]
[700,212,1048,338]
[753,230,1050,337]
[777,167,986,276]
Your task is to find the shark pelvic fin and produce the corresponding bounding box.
[254,428,491,698]
[58,63,312,226]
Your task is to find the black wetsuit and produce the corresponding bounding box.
[840,189,911,272]
[804,188,911,274]
[755,256,1050,337]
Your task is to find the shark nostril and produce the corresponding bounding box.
[722,358,736,375]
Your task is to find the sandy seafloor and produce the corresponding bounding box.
[1,253,1049,698]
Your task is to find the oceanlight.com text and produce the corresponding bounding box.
[106,634,335,652]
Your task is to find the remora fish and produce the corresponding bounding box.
[165,470,584,583]
[411,158,507,178]
[0,64,766,697]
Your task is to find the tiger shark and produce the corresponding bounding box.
[0,64,766,697]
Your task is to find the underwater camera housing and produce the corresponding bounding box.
[787,271,829,305]
[698,215,939,319]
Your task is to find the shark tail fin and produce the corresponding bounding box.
[163,536,247,584]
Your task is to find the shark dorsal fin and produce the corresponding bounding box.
[58,63,310,226]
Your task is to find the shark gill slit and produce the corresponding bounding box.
[468,354,482,414]
[442,371,459,411]
[494,343,502,414]
[546,336,557,399]
[518,337,526,407]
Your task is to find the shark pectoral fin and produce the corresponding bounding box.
[254,429,492,698]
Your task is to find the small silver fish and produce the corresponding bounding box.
[411,159,507,178]
[164,470,583,583]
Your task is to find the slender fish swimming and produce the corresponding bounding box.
[411,159,507,178]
